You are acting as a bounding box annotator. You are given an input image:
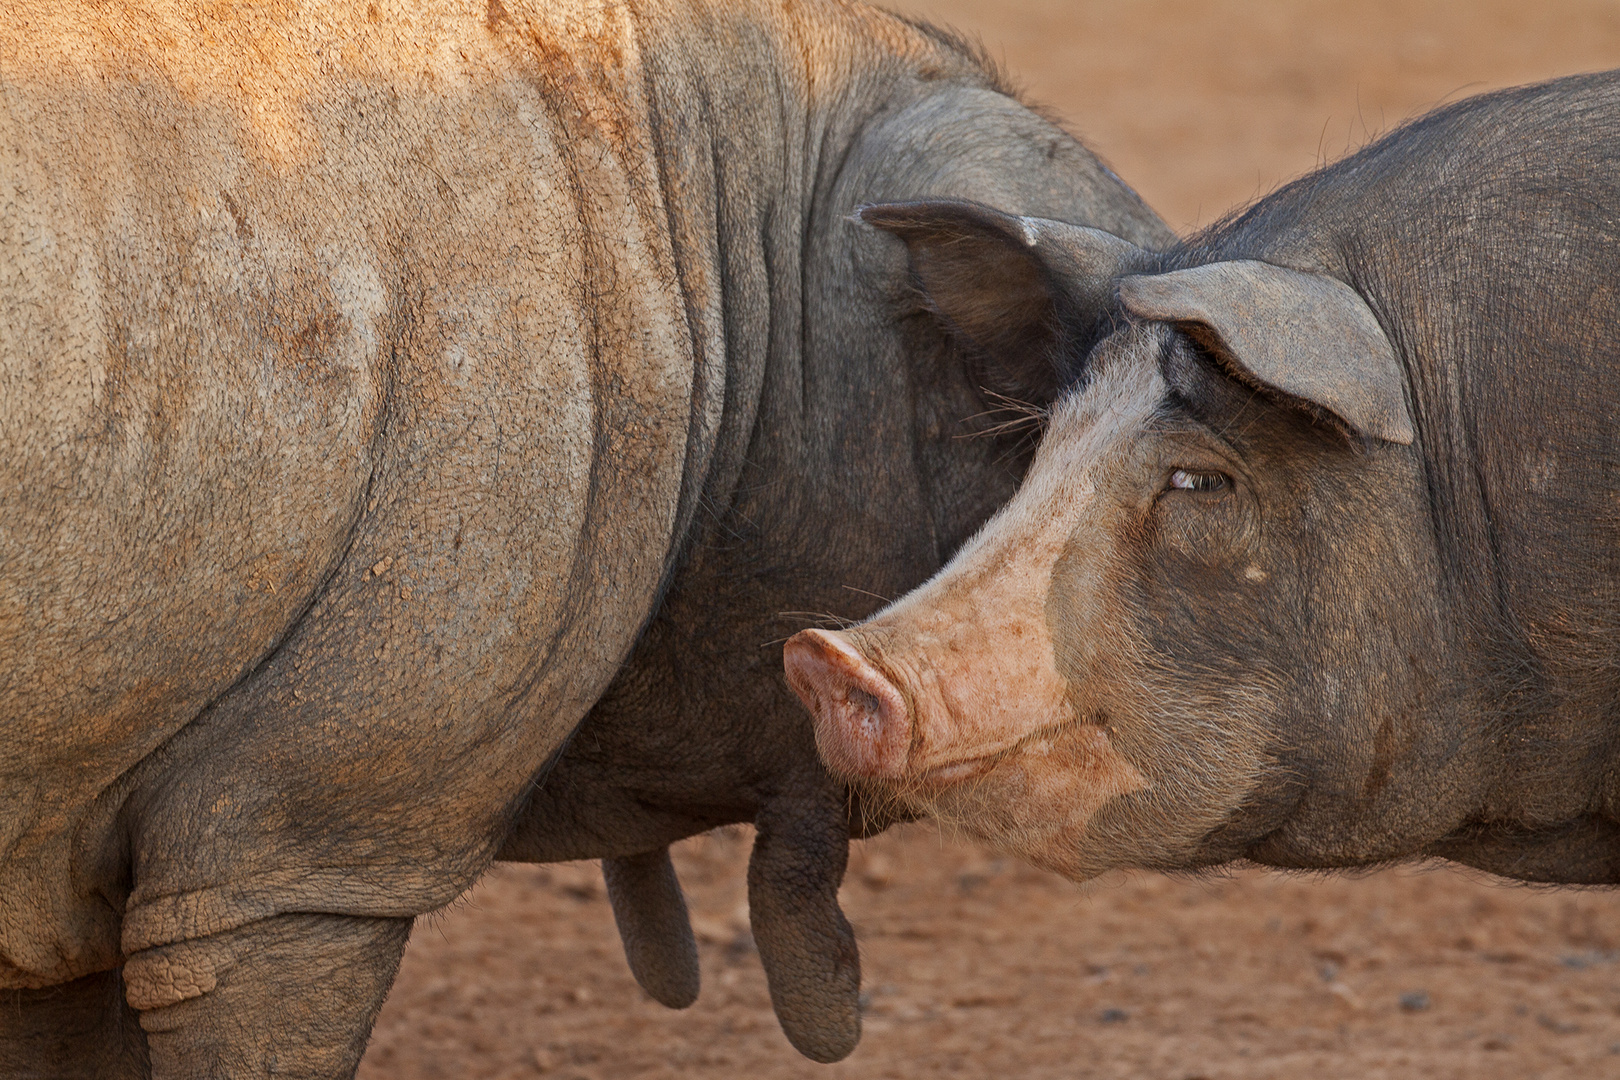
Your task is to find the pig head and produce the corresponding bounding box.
[786,199,1485,883]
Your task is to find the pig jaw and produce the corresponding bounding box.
[786,607,1151,873]
[790,566,1159,880]
[924,725,1151,877]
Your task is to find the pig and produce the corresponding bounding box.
[0,0,1169,1075]
[788,70,1620,895]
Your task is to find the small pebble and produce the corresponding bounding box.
[1398,990,1431,1012]
[1099,1007,1129,1024]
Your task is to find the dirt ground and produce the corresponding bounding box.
[361,3,1620,1077]
[364,828,1620,1080]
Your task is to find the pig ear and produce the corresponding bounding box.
[1118,260,1414,445]
[857,199,1150,405]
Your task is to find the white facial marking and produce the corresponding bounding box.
[1244,565,1267,582]
[854,355,1168,779]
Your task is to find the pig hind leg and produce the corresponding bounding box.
[1,968,150,1078]
[130,912,412,1079]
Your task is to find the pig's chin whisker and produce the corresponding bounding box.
[916,812,994,854]
[909,780,1056,855]
[958,389,1047,424]
[843,777,1004,859]
[843,777,924,834]
[955,390,1051,448]
[845,760,1009,836]
[839,584,894,604]
[762,611,858,646]
[979,387,1048,419]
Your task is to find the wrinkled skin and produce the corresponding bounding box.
[791,72,1620,891]
[0,1,1168,1075]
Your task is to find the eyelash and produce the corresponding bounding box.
[1168,468,1230,493]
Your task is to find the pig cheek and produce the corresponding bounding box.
[932,727,1147,879]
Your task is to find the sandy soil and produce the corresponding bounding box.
[365,827,1620,1079]
[361,3,1620,1077]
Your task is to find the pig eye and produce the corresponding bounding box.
[1168,468,1229,493]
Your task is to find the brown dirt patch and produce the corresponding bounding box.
[362,3,1620,1076]
[365,826,1620,1079]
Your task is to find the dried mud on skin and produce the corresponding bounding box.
[364,1,1620,1076]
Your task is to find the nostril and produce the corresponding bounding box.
[847,687,882,726]
[783,628,910,779]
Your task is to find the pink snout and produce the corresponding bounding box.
[783,629,911,779]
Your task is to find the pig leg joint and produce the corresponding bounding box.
[128,912,412,1079]
[123,942,221,1013]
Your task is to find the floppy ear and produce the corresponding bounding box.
[1118,260,1414,445]
[857,199,1150,405]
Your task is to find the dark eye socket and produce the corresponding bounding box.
[1167,468,1230,494]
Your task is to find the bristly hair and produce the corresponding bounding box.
[888,12,1017,99]
[888,11,1122,159]
[957,388,1047,441]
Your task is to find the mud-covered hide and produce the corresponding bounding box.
[0,0,1171,1074]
